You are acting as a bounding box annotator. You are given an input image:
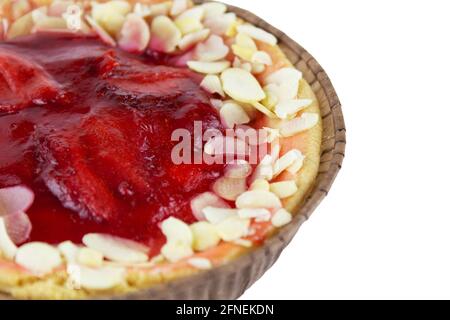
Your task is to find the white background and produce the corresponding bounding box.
[221,0,450,299]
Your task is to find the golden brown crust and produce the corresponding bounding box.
[0,0,322,299]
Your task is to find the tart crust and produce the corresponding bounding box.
[0,0,322,299]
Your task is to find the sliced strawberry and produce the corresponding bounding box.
[36,130,120,222]
[0,48,61,114]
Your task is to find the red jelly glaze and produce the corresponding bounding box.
[0,33,225,255]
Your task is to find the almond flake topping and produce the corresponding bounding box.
[0,218,18,260]
[237,24,278,46]
[238,208,271,221]
[187,60,230,74]
[118,13,150,53]
[220,101,250,128]
[190,221,221,251]
[280,112,320,137]
[203,207,238,225]
[187,257,212,270]
[221,68,266,103]
[236,190,282,209]
[200,74,225,96]
[195,35,229,62]
[271,208,293,227]
[174,7,204,35]
[200,2,227,19]
[178,28,210,50]
[161,217,193,246]
[58,241,79,263]
[150,15,181,53]
[82,234,149,263]
[72,265,125,290]
[161,241,193,262]
[273,149,304,177]
[213,176,247,201]
[270,181,298,199]
[204,12,236,35]
[170,0,188,16]
[77,247,104,268]
[190,192,230,221]
[216,216,250,242]
[274,99,312,119]
[15,242,62,275]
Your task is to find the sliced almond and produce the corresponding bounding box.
[261,85,280,110]
[237,24,277,46]
[250,179,270,191]
[133,3,152,18]
[190,221,221,251]
[204,12,236,35]
[58,241,79,263]
[15,242,62,274]
[190,192,230,221]
[270,181,298,199]
[212,177,247,201]
[187,257,212,270]
[74,265,125,290]
[187,60,230,74]
[273,149,304,177]
[252,62,266,74]
[33,16,67,31]
[77,247,104,268]
[224,160,252,179]
[274,99,312,119]
[82,233,149,263]
[232,44,255,62]
[85,15,116,47]
[251,50,273,65]
[264,68,302,101]
[238,208,271,221]
[161,217,193,246]
[201,2,227,19]
[236,190,281,209]
[0,218,18,260]
[251,102,277,118]
[216,216,250,242]
[118,13,150,53]
[7,11,34,39]
[287,156,305,174]
[203,207,238,225]
[271,208,293,227]
[174,7,204,35]
[150,15,182,53]
[161,241,193,262]
[3,211,32,245]
[280,112,320,137]
[235,32,258,50]
[149,2,172,16]
[263,127,280,143]
[11,0,32,20]
[0,185,34,217]
[233,238,253,248]
[178,28,210,51]
[195,35,229,62]
[250,155,274,182]
[170,0,188,16]
[221,68,265,103]
[200,74,225,96]
[220,101,250,128]
[91,0,131,36]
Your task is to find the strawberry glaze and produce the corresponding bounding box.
[0,33,225,255]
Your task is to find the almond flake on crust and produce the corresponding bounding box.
[58,240,79,263]
[200,74,225,97]
[235,190,282,209]
[270,181,298,199]
[179,28,210,51]
[203,207,237,225]
[15,242,62,275]
[219,101,250,128]
[236,24,277,46]
[187,257,212,270]
[271,208,293,228]
[0,217,18,260]
[221,68,266,103]
[190,221,221,251]
[71,264,125,290]
[161,217,193,246]
[273,149,304,177]
[216,216,250,242]
[280,112,320,137]
[77,247,104,268]
[187,60,230,74]
[150,15,181,53]
[161,241,193,262]
[82,234,149,263]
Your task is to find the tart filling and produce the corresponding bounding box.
[0,0,322,298]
